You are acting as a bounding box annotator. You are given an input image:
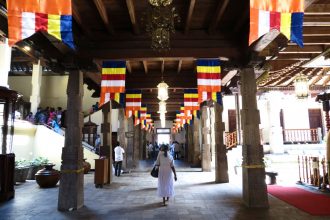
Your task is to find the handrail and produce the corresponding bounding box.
[283,128,321,143]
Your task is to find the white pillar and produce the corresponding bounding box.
[266,92,284,154]
[0,39,12,88]
[30,60,42,114]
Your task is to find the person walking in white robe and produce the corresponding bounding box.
[155,144,177,206]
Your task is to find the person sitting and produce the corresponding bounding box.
[25,112,34,123]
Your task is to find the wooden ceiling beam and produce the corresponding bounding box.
[126,0,140,35]
[209,0,230,34]
[142,61,148,74]
[93,0,114,35]
[72,1,92,38]
[322,75,330,86]
[305,4,330,13]
[303,26,330,36]
[184,0,196,34]
[274,53,315,60]
[177,60,182,73]
[279,45,324,54]
[84,47,240,60]
[161,59,165,75]
[126,61,132,74]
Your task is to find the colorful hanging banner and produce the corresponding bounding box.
[184,89,199,117]
[249,0,304,47]
[197,59,221,104]
[99,61,126,107]
[140,105,147,129]
[125,90,142,118]
[7,0,75,49]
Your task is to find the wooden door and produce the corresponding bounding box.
[308,109,323,135]
[228,109,236,132]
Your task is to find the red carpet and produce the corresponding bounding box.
[267,185,330,216]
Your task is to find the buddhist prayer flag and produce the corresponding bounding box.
[197,59,221,104]
[184,89,199,117]
[249,0,304,47]
[125,90,142,118]
[7,0,75,49]
[140,105,147,129]
[100,61,126,106]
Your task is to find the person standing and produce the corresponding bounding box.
[155,144,177,206]
[174,141,180,160]
[114,142,125,177]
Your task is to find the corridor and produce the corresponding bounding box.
[0,161,327,220]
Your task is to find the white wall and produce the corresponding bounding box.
[12,120,99,170]
[8,75,99,114]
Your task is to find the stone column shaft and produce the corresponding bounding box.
[100,101,112,183]
[58,70,84,211]
[118,108,127,169]
[201,105,211,171]
[187,124,194,163]
[193,117,201,166]
[133,123,141,167]
[235,93,242,145]
[141,129,147,160]
[0,39,11,88]
[30,60,42,114]
[240,68,268,208]
[126,117,134,169]
[214,103,229,183]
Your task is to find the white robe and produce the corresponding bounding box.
[156,151,175,197]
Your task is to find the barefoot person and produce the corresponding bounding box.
[155,144,177,206]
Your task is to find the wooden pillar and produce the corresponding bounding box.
[118,108,127,169]
[214,102,229,183]
[133,123,141,167]
[184,124,189,162]
[201,105,211,171]
[193,117,201,166]
[58,70,84,211]
[100,101,112,184]
[187,123,194,163]
[126,117,134,169]
[240,68,268,208]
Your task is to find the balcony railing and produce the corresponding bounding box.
[283,128,321,143]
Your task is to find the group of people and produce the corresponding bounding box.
[25,107,66,133]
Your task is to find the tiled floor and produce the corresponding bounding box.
[0,160,329,220]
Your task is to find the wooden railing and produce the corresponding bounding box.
[225,131,237,150]
[297,155,328,190]
[283,128,321,143]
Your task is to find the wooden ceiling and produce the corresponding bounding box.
[1,0,330,120]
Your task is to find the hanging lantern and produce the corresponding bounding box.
[158,101,167,113]
[294,74,309,99]
[157,81,169,101]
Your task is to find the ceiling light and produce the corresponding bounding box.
[157,81,169,101]
[294,73,309,99]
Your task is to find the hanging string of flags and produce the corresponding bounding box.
[249,0,304,47]
[7,0,75,49]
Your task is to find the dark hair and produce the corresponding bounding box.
[162,144,169,157]
[116,142,120,146]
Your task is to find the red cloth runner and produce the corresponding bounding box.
[268,185,330,216]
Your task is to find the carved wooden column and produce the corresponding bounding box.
[193,117,201,166]
[240,68,268,208]
[100,101,112,183]
[133,123,141,167]
[58,70,84,211]
[126,117,134,169]
[118,108,127,169]
[201,105,211,171]
[214,102,229,183]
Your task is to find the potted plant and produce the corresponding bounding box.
[15,159,30,183]
[27,157,49,180]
